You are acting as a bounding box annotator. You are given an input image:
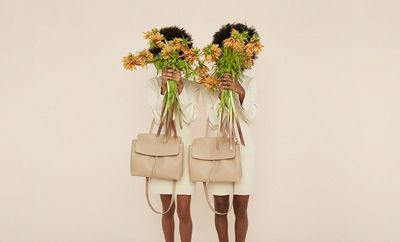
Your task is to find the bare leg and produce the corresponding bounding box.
[233,195,249,242]
[160,194,175,242]
[214,195,229,242]
[176,195,193,242]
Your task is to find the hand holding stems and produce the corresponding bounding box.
[161,68,183,95]
[216,73,246,147]
[218,73,245,105]
[157,67,184,139]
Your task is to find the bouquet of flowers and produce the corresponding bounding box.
[198,29,263,148]
[122,28,199,138]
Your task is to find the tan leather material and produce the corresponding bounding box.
[131,135,183,181]
[191,137,236,160]
[189,137,242,183]
[135,134,181,157]
[203,182,234,215]
[130,120,183,215]
[146,178,176,215]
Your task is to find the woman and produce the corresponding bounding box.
[201,23,258,242]
[147,26,200,242]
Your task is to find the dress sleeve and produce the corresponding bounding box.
[201,87,221,131]
[238,77,257,123]
[178,80,200,124]
[147,77,164,124]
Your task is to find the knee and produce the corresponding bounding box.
[177,206,191,223]
[162,204,175,219]
[234,202,248,219]
[214,196,229,214]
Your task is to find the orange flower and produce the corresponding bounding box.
[223,37,244,51]
[200,75,218,89]
[171,38,185,51]
[144,31,164,42]
[253,41,263,54]
[143,31,153,39]
[155,40,165,48]
[243,56,254,69]
[160,44,175,59]
[135,55,146,67]
[245,42,256,56]
[122,53,137,70]
[138,49,154,62]
[144,30,165,49]
[183,48,197,64]
[230,29,242,40]
[122,52,148,70]
[195,64,210,76]
[203,44,222,62]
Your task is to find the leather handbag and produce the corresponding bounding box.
[131,119,184,214]
[189,122,242,215]
[189,137,241,182]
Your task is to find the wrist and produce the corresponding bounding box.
[238,86,245,104]
[177,82,184,94]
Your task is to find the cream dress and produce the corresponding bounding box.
[147,77,200,195]
[201,75,257,195]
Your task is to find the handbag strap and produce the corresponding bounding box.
[145,178,176,215]
[202,182,234,216]
[144,142,176,214]
[202,161,234,215]
[202,119,236,215]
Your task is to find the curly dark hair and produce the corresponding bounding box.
[149,26,193,56]
[213,23,259,59]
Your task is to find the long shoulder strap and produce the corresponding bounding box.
[203,182,234,215]
[145,178,176,215]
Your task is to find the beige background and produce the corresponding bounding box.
[1,0,400,241]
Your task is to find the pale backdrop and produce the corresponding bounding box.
[1,0,400,241]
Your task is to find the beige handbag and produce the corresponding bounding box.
[189,122,241,215]
[131,119,184,214]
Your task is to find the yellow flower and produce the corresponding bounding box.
[122,53,137,70]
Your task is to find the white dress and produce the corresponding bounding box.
[201,75,257,195]
[147,77,200,195]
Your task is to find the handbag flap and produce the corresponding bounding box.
[191,137,236,161]
[135,134,181,156]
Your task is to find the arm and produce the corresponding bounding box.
[238,77,257,123]
[146,77,164,124]
[201,87,221,130]
[178,81,200,124]
[219,74,257,124]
